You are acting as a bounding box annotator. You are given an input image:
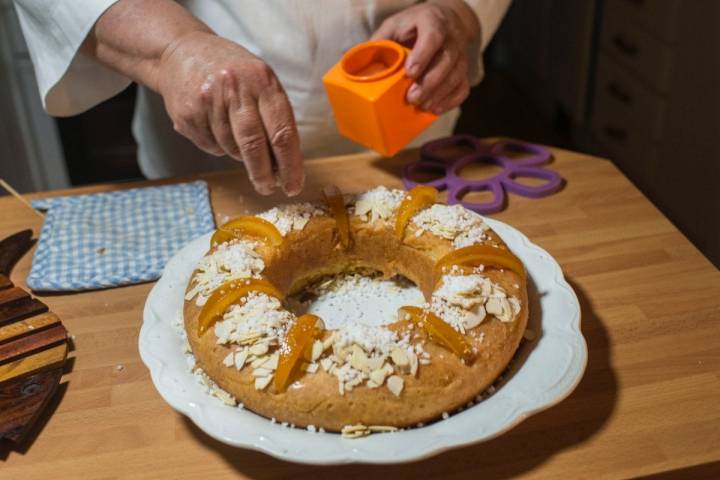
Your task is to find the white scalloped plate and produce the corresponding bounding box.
[139,219,586,464]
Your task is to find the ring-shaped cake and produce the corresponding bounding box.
[183,186,528,433]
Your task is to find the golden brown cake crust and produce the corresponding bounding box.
[184,215,528,432]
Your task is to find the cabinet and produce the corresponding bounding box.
[591,0,719,265]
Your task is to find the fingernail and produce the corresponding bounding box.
[407,84,421,104]
[255,183,274,196]
[284,182,301,197]
[406,63,419,77]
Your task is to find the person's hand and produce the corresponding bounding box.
[156,31,303,196]
[371,0,480,115]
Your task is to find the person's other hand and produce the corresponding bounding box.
[371,0,480,115]
[156,31,303,196]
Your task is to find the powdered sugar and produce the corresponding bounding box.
[334,322,409,357]
[434,274,492,309]
[411,204,489,247]
[214,291,293,345]
[288,272,424,329]
[353,186,405,223]
[185,240,265,305]
[256,203,325,236]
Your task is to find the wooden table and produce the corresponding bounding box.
[1,145,719,479]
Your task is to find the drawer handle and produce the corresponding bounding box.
[612,35,639,57]
[603,126,628,142]
[607,82,632,104]
[623,0,645,7]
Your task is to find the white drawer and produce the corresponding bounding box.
[600,8,674,93]
[593,52,666,142]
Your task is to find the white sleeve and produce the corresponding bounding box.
[463,0,511,85]
[13,0,132,117]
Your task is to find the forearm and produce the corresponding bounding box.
[429,0,480,42]
[82,0,213,92]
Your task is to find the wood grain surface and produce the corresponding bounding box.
[0,344,68,384]
[0,367,64,443]
[0,230,33,277]
[0,324,68,364]
[0,288,47,326]
[0,144,718,479]
[0,312,61,344]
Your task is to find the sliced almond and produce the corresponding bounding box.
[463,305,486,330]
[409,351,419,377]
[254,375,273,390]
[311,340,324,362]
[250,356,267,369]
[369,368,388,386]
[341,424,370,439]
[252,367,272,378]
[367,355,385,371]
[212,387,236,406]
[304,362,319,373]
[485,297,503,317]
[386,375,404,397]
[323,333,336,351]
[234,349,249,370]
[498,298,512,322]
[349,345,369,371]
[222,351,235,367]
[390,348,409,367]
[263,352,279,370]
[250,342,269,356]
[238,332,262,344]
[509,297,522,316]
[320,357,334,372]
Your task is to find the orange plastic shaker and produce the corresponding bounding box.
[323,40,438,157]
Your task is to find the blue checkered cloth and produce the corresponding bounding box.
[27,181,215,291]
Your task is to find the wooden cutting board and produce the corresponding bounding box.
[0,230,69,445]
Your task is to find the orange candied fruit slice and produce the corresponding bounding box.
[322,185,351,248]
[275,314,325,391]
[198,278,283,336]
[210,216,283,248]
[434,244,526,282]
[395,185,438,239]
[399,306,475,364]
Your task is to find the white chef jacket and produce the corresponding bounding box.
[13,0,509,179]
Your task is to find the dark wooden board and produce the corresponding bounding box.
[0,229,33,275]
[0,288,47,325]
[0,343,68,384]
[0,367,63,443]
[0,230,67,446]
[0,312,61,344]
[0,324,67,364]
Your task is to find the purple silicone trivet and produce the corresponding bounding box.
[402,135,565,214]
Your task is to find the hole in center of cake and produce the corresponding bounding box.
[286,270,425,329]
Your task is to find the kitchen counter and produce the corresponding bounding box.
[1,144,719,479]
